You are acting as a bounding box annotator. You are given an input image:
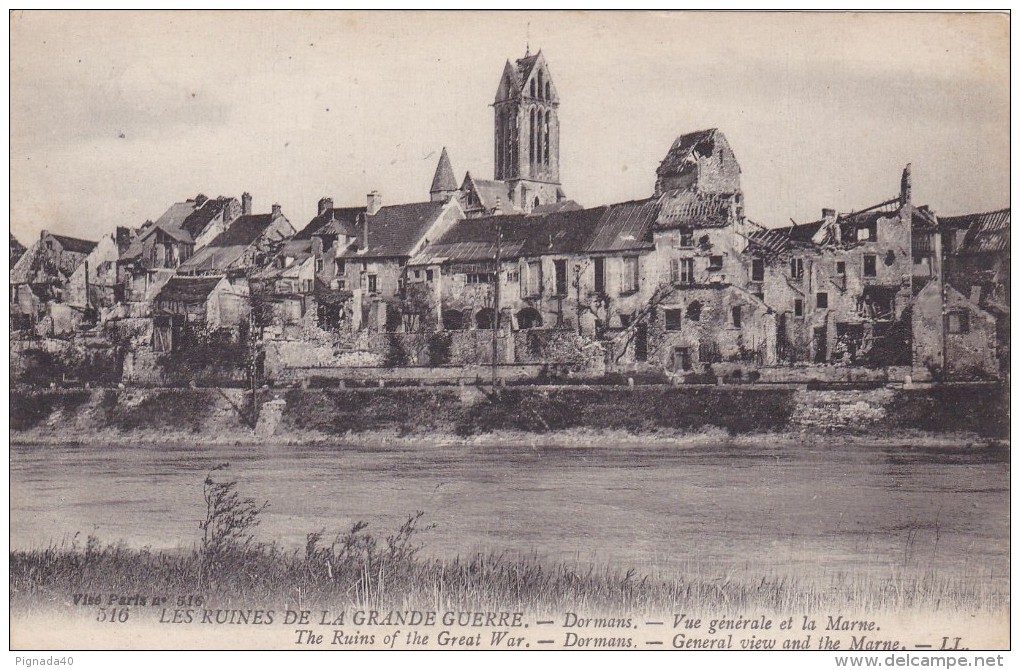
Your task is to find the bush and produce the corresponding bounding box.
[199,464,269,577]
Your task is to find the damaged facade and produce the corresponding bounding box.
[11,49,1006,385]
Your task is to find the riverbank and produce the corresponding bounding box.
[9,384,1010,444]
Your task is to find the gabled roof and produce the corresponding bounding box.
[10,234,96,284]
[10,243,42,283]
[430,147,458,194]
[339,201,447,259]
[745,219,827,255]
[205,214,279,248]
[293,206,365,241]
[940,208,1010,255]
[253,239,314,280]
[149,201,201,242]
[460,172,514,213]
[179,214,284,273]
[495,50,557,103]
[745,226,792,255]
[409,198,657,266]
[655,189,738,230]
[587,199,659,253]
[48,233,97,255]
[515,53,541,84]
[656,128,719,178]
[120,195,232,261]
[154,275,224,304]
[181,196,235,240]
[531,200,582,215]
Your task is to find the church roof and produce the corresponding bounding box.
[515,53,541,83]
[408,198,657,266]
[430,147,458,194]
[460,172,515,213]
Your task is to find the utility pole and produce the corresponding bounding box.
[491,217,502,388]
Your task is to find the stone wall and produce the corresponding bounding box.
[943,286,998,379]
[790,388,895,431]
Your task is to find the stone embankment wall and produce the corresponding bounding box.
[9,384,1008,440]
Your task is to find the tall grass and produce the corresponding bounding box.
[10,468,1008,616]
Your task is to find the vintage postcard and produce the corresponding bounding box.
[8,9,1010,660]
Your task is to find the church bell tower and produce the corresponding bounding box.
[493,49,564,211]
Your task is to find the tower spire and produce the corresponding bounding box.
[430,147,458,202]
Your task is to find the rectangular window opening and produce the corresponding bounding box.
[863,255,877,278]
[790,258,804,279]
[752,258,765,281]
[622,257,640,294]
[554,259,568,296]
[594,257,606,294]
[664,308,682,331]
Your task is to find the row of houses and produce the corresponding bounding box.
[9,51,1008,383]
[9,129,1008,383]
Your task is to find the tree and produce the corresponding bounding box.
[385,282,438,365]
[609,281,678,364]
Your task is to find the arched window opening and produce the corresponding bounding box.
[545,81,551,99]
[517,307,543,330]
[442,309,465,331]
[530,78,536,97]
[534,196,541,209]
[495,112,503,176]
[686,300,703,321]
[475,308,496,330]
[529,108,536,168]
[509,114,518,173]
[535,108,543,170]
[537,71,544,99]
[544,111,551,165]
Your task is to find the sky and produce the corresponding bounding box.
[9,11,1010,246]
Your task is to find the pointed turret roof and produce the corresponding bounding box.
[430,147,458,194]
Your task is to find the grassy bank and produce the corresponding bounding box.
[12,540,1006,616]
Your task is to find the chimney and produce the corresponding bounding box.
[272,203,282,218]
[367,191,382,215]
[40,229,48,240]
[900,163,912,206]
[242,192,252,216]
[822,208,836,220]
[318,196,333,216]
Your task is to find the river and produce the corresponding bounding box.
[9,435,1009,587]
